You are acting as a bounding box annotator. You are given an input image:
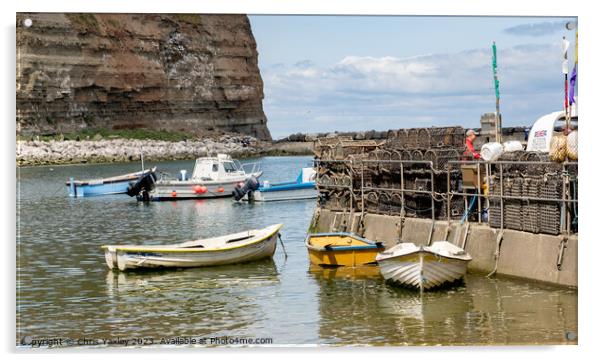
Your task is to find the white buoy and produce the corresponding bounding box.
[502,140,524,153]
[23,18,32,28]
[481,142,504,162]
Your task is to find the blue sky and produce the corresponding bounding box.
[248,16,577,138]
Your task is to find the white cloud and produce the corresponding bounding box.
[261,43,573,138]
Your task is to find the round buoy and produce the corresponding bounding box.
[217,187,225,193]
[193,185,203,194]
[199,186,207,194]
[171,191,177,197]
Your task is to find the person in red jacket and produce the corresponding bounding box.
[464,129,481,159]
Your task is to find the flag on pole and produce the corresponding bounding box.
[492,42,500,99]
[562,38,570,75]
[569,65,577,106]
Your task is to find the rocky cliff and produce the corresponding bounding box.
[16,13,271,140]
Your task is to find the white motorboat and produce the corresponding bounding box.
[102,224,283,271]
[376,241,472,291]
[138,154,262,201]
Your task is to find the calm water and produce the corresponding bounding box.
[16,156,577,346]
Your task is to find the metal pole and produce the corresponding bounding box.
[499,164,504,230]
[400,161,406,218]
[562,36,570,130]
[446,165,451,224]
[477,162,482,224]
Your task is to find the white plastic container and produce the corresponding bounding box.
[503,140,524,153]
[480,142,504,162]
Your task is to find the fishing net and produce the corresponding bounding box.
[549,134,567,162]
[567,130,578,160]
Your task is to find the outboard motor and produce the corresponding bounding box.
[233,176,260,201]
[126,171,156,197]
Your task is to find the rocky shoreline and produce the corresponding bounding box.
[16,135,314,167]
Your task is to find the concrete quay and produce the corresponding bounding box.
[312,209,577,288]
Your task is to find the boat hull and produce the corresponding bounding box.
[103,224,281,271]
[70,180,132,197]
[245,185,318,202]
[378,252,469,290]
[67,168,155,197]
[306,233,384,267]
[144,172,262,201]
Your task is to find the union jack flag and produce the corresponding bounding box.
[534,130,547,137]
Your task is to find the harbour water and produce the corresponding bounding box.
[16,156,577,346]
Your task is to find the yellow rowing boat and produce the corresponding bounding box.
[305,232,385,267]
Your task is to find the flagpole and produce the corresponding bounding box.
[492,41,501,143]
[562,36,570,130]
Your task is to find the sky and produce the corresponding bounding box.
[248,16,578,138]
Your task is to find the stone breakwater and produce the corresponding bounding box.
[16,136,256,166]
[16,135,314,166]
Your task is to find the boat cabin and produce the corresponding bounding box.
[190,154,249,181]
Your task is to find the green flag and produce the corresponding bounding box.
[492,42,500,99]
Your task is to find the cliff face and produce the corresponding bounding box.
[16,13,271,140]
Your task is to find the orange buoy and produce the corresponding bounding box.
[193,185,206,194]
[171,191,177,197]
[217,187,225,193]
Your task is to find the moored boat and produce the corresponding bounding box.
[67,167,157,197]
[139,154,262,201]
[236,167,318,202]
[305,232,384,267]
[376,241,472,291]
[101,223,283,271]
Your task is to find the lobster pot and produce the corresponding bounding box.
[521,178,540,234]
[376,191,393,215]
[523,151,562,175]
[385,130,402,149]
[503,178,524,231]
[410,149,424,161]
[424,148,461,171]
[497,150,528,174]
[388,192,404,215]
[429,126,465,148]
[322,190,353,212]
[417,128,431,148]
[437,197,465,220]
[481,142,504,162]
[406,128,420,148]
[567,131,578,160]
[538,176,562,235]
[388,150,406,177]
[365,191,380,214]
[396,129,409,148]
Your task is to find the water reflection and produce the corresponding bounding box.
[17,157,577,345]
[309,267,577,345]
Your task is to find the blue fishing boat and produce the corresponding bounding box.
[67,167,156,197]
[235,167,317,202]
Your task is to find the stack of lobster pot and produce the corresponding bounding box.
[313,126,467,222]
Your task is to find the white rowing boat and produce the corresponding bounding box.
[102,224,283,271]
[376,241,472,291]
